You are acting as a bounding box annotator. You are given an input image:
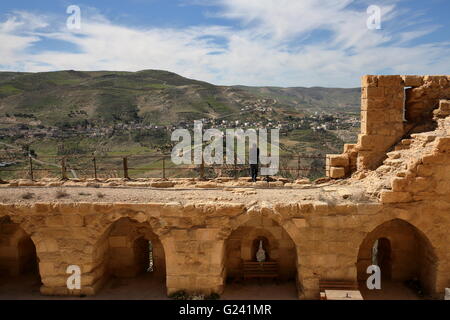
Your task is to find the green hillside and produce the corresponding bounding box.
[0,70,359,127]
[0,70,361,180]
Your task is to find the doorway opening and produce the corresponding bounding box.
[0,216,41,299]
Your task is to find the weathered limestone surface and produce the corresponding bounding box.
[0,191,448,299]
[327,75,450,175]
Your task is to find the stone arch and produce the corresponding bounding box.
[223,212,301,298]
[0,215,39,276]
[92,216,167,296]
[0,215,42,296]
[356,218,438,296]
[226,211,303,248]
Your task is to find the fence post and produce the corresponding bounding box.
[93,156,98,180]
[61,157,68,180]
[162,157,166,180]
[29,156,34,181]
[123,157,129,180]
[199,157,205,180]
[297,155,301,179]
[233,152,238,180]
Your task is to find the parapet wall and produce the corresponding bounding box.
[327,75,450,178]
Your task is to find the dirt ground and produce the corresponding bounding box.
[221,281,298,300]
[359,280,422,300]
[0,184,370,205]
[0,274,423,300]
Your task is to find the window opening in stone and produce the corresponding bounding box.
[372,237,392,280]
[147,240,154,272]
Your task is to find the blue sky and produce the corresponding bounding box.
[0,0,449,87]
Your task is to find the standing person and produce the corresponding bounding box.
[249,143,260,182]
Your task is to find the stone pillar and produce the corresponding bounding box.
[164,229,226,296]
[38,236,104,296]
[37,212,107,296]
[357,75,405,170]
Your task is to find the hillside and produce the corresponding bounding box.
[0,70,360,180]
[0,70,359,127]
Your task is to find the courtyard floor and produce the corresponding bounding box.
[0,274,426,300]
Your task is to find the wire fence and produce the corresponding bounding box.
[0,153,326,181]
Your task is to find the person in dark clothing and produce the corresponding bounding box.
[250,144,260,182]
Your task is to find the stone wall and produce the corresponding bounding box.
[326,75,450,177]
[380,136,450,204]
[0,190,448,299]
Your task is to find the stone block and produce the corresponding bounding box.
[361,75,378,87]
[39,262,56,276]
[436,137,450,153]
[45,215,64,227]
[386,108,405,122]
[63,214,84,227]
[326,154,349,167]
[358,134,389,150]
[361,98,385,110]
[151,181,175,188]
[292,218,307,228]
[392,178,408,192]
[108,236,128,247]
[407,177,433,193]
[362,86,384,99]
[36,239,59,253]
[329,167,345,179]
[171,229,190,240]
[360,120,369,135]
[422,153,445,165]
[377,75,403,87]
[294,178,310,184]
[343,144,356,153]
[402,75,424,87]
[380,191,412,203]
[268,181,284,188]
[439,100,450,111]
[364,109,388,122]
[195,229,220,241]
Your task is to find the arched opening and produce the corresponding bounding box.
[96,217,167,299]
[0,216,41,298]
[357,219,438,300]
[372,238,392,280]
[222,217,298,300]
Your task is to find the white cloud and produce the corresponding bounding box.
[0,1,449,87]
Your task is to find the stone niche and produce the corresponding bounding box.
[357,219,438,295]
[225,217,297,282]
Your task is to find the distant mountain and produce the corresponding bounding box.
[235,86,360,113]
[0,70,360,127]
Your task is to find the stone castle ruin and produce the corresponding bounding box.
[0,75,449,299]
